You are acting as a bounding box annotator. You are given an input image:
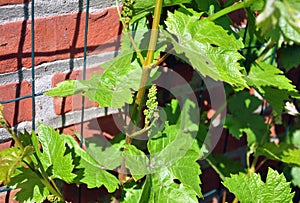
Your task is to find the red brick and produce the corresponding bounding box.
[52,66,103,115]
[0,7,122,74]
[0,140,12,150]
[0,81,32,126]
[0,0,30,6]
[0,189,18,203]
[59,114,122,139]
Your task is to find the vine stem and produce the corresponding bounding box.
[257,41,276,62]
[115,0,145,64]
[119,0,164,184]
[207,1,246,21]
[233,197,239,203]
[207,0,259,21]
[126,0,163,143]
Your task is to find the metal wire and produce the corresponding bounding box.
[0,92,44,105]
[31,0,36,131]
[78,0,90,202]
[80,0,89,148]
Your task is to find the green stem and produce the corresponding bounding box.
[49,178,63,198]
[255,158,267,172]
[207,1,246,21]
[3,122,24,151]
[144,0,163,66]
[33,153,64,199]
[40,178,63,200]
[233,197,239,203]
[120,0,164,184]
[116,0,145,64]
[127,117,158,138]
[256,41,276,62]
[127,32,146,65]
[151,48,173,69]
[249,155,258,173]
[126,0,163,144]
[115,0,124,26]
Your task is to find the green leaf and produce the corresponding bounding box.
[290,129,300,148]
[84,136,123,170]
[224,91,267,145]
[44,80,86,97]
[148,99,200,164]
[165,10,247,88]
[246,62,298,114]
[62,134,119,192]
[149,172,200,203]
[291,167,300,187]
[223,168,294,203]
[0,147,24,184]
[135,173,200,203]
[278,45,300,72]
[123,144,149,181]
[37,124,76,183]
[8,168,50,203]
[256,142,300,167]
[122,99,202,202]
[247,62,296,92]
[121,182,143,203]
[261,87,290,114]
[148,125,202,199]
[256,0,300,45]
[148,125,196,166]
[166,12,243,50]
[206,154,245,181]
[159,99,181,125]
[18,130,34,147]
[46,53,142,108]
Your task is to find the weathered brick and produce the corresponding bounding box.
[0,7,122,74]
[0,0,30,6]
[52,66,103,115]
[0,81,32,126]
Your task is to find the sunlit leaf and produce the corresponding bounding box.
[165,10,247,88]
[37,124,76,183]
[223,168,294,203]
[123,144,149,181]
[46,53,142,108]
[256,142,300,167]
[62,134,120,192]
[256,0,300,45]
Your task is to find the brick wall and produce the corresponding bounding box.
[0,0,122,144]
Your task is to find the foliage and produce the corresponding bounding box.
[1,0,300,202]
[223,168,294,203]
